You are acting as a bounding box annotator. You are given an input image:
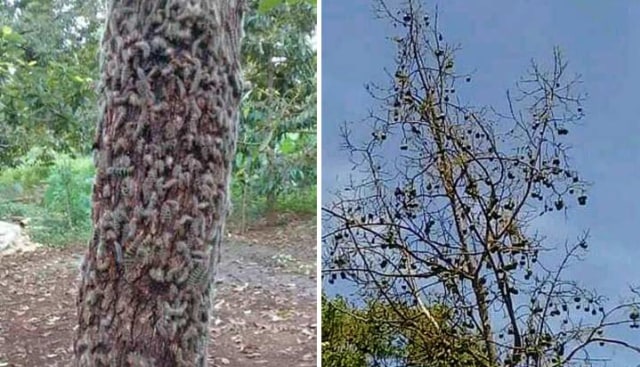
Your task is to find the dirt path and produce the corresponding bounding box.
[0,218,317,367]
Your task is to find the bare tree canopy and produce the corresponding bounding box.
[322,1,640,366]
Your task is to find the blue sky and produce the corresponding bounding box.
[321,0,640,364]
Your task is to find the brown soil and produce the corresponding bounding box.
[0,217,317,367]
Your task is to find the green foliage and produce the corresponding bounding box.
[0,0,102,166]
[0,153,93,247]
[42,154,93,229]
[0,146,55,188]
[258,0,317,13]
[236,0,317,223]
[273,183,316,214]
[322,294,485,367]
[322,295,404,367]
[229,180,315,225]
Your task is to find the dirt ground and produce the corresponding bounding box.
[0,216,317,367]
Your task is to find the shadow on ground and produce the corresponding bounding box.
[0,217,317,367]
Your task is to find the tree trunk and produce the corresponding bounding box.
[74,1,244,366]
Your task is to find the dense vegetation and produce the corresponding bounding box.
[322,294,483,367]
[0,0,317,246]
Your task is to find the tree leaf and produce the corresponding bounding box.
[1,25,12,36]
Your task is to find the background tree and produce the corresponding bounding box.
[322,293,484,367]
[322,1,640,367]
[74,0,244,365]
[0,0,102,166]
[236,0,316,227]
[322,294,405,367]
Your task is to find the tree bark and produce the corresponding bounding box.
[74,1,244,365]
